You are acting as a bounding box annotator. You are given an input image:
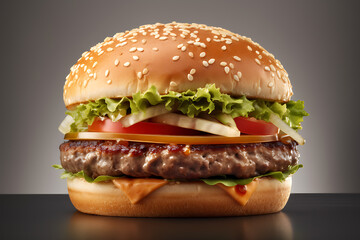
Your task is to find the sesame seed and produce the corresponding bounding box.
[129,47,136,52]
[87,69,91,73]
[187,41,194,44]
[170,81,177,87]
[143,68,148,75]
[159,36,168,40]
[131,39,137,43]
[224,66,230,74]
[187,74,194,81]
[190,68,196,75]
[277,70,281,78]
[137,72,143,79]
[221,45,227,51]
[202,61,209,67]
[237,71,242,79]
[105,69,110,77]
[155,34,160,39]
[255,59,261,65]
[177,44,184,48]
[107,48,113,52]
[247,45,253,51]
[220,62,227,66]
[152,47,159,51]
[181,46,187,51]
[92,62,97,68]
[233,56,241,61]
[255,50,260,54]
[258,55,263,59]
[133,55,139,61]
[89,57,93,60]
[124,62,130,67]
[137,47,144,52]
[271,72,275,77]
[268,82,274,87]
[200,52,206,58]
[194,42,200,46]
[180,34,186,38]
[188,52,194,58]
[142,39,147,44]
[270,65,276,71]
[206,38,211,42]
[200,43,206,48]
[208,58,215,64]
[229,63,234,69]
[107,79,112,84]
[173,56,180,61]
[94,73,97,80]
[75,74,79,80]
[114,59,120,66]
[265,66,270,71]
[233,75,239,81]
[225,40,232,44]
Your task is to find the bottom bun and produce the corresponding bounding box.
[67,177,292,217]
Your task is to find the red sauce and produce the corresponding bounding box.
[235,184,247,195]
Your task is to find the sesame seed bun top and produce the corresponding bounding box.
[63,22,293,108]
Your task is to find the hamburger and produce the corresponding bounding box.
[55,22,308,217]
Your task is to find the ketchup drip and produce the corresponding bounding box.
[235,184,247,195]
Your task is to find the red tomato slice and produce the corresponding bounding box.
[234,117,279,135]
[88,118,201,135]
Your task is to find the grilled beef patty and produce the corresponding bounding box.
[60,140,299,179]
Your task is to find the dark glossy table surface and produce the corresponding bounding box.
[0,194,359,240]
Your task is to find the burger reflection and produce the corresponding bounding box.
[67,211,293,240]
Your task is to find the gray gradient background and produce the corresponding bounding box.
[1,0,359,193]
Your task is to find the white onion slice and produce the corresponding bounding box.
[152,113,240,137]
[215,113,237,128]
[120,104,170,127]
[269,113,305,145]
[58,115,74,134]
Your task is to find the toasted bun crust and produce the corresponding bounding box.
[67,177,292,217]
[64,22,292,108]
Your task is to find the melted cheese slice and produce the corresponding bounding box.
[217,180,258,206]
[112,178,168,204]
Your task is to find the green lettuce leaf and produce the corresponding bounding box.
[66,84,308,132]
[52,164,302,185]
[250,100,308,130]
[201,164,303,186]
[52,165,121,183]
